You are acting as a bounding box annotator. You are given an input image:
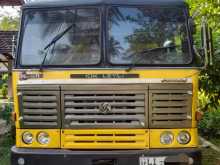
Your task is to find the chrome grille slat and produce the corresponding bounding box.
[23,115,58,121]
[22,96,57,102]
[64,95,144,100]
[23,102,57,108]
[152,107,187,113]
[23,122,58,126]
[65,108,145,114]
[65,115,145,121]
[152,94,189,100]
[152,114,188,120]
[152,101,188,107]
[69,121,141,127]
[64,102,145,107]
[23,109,57,115]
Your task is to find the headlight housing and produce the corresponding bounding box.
[37,132,50,145]
[177,131,191,144]
[22,132,33,144]
[160,131,174,145]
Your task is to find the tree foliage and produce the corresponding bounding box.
[0,13,19,31]
[187,0,220,110]
[198,108,220,138]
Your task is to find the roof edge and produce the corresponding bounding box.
[23,0,187,8]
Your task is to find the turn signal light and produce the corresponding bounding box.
[196,111,204,121]
[11,112,16,122]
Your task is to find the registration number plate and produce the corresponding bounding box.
[139,157,166,165]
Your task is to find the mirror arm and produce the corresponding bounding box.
[11,35,16,59]
[193,45,201,57]
[193,45,205,68]
[201,17,209,67]
[208,28,214,66]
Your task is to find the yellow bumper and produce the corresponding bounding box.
[16,128,198,149]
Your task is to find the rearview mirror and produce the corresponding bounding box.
[201,17,214,67]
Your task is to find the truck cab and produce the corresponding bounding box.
[11,0,203,164]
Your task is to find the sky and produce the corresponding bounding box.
[0,6,20,18]
[0,0,39,18]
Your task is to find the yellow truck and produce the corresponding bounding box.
[11,0,213,164]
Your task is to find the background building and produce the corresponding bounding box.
[0,0,23,99]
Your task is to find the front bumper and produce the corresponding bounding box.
[11,146,201,165]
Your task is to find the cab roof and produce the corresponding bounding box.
[23,0,187,8]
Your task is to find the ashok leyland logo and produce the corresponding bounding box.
[99,102,112,114]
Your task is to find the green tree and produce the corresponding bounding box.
[0,16,19,31]
[187,0,220,110]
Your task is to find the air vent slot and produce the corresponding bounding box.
[19,90,60,128]
[149,90,192,128]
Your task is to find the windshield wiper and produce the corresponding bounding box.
[40,23,75,70]
[126,45,177,72]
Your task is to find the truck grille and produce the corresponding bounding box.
[18,83,193,130]
[62,85,147,128]
[149,88,192,128]
[62,129,148,149]
[19,89,60,128]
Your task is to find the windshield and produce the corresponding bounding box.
[108,7,192,65]
[20,8,101,66]
[18,6,193,68]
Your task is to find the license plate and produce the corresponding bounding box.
[139,156,166,165]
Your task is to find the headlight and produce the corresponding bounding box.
[22,132,33,144]
[177,131,191,144]
[160,132,174,145]
[37,132,50,145]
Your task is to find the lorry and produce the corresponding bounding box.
[11,0,213,164]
